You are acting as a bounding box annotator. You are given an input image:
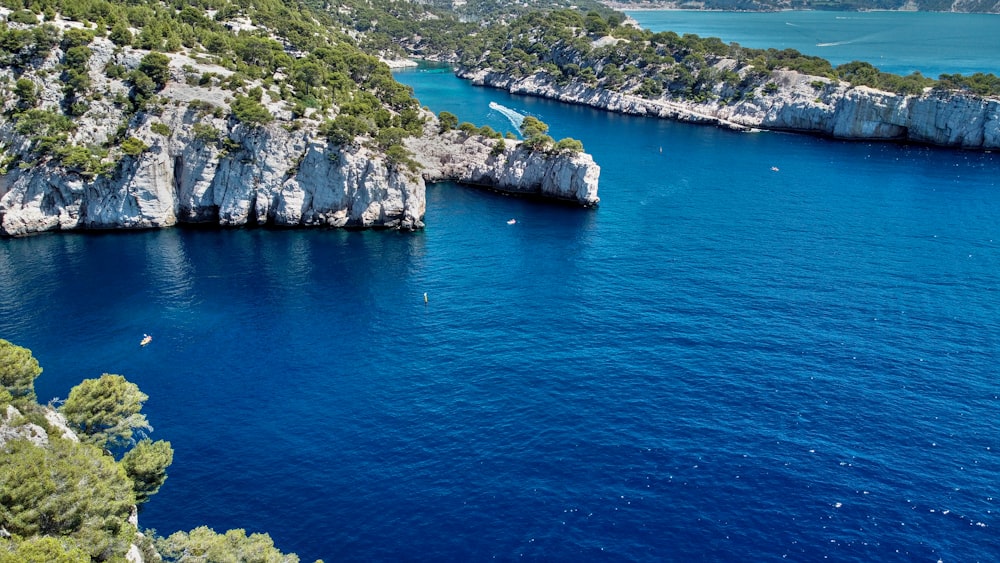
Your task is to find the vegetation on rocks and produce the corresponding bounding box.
[398,7,999,104]
[156,527,301,563]
[0,338,41,404]
[60,374,153,451]
[0,0,427,181]
[0,340,153,560]
[0,438,137,561]
[336,0,997,103]
[0,339,304,562]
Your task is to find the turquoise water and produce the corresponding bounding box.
[2,58,1000,562]
[627,10,1000,77]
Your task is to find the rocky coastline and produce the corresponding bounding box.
[406,129,600,206]
[0,34,599,237]
[0,112,600,237]
[458,67,1000,150]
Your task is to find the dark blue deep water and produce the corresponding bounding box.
[3,64,999,561]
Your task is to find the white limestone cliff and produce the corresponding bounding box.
[0,36,599,237]
[406,130,600,205]
[0,103,426,236]
[461,68,1000,149]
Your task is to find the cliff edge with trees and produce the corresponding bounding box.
[0,338,306,562]
[0,0,600,237]
[393,8,1000,149]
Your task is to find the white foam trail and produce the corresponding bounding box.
[489,101,526,131]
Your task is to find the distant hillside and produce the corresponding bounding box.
[444,9,1000,148]
[602,0,1000,13]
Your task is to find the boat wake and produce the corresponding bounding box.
[489,101,526,131]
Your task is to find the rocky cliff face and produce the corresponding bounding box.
[0,120,426,236]
[461,68,1000,150]
[0,31,425,236]
[0,113,600,237]
[406,130,600,205]
[0,33,600,237]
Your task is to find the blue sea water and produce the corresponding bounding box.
[2,63,1000,562]
[627,10,1000,77]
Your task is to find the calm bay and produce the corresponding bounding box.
[1,14,999,561]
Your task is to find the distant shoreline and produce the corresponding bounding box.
[601,2,1000,14]
[602,1,800,11]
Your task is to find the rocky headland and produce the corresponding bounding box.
[0,13,599,237]
[459,67,1000,150]
[406,129,600,205]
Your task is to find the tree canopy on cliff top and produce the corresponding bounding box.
[0,338,42,404]
[0,0,425,177]
[415,7,997,99]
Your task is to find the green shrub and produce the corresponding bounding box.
[554,137,584,153]
[13,78,37,109]
[438,111,458,132]
[15,109,75,139]
[138,52,171,89]
[935,72,1000,96]
[490,139,506,156]
[0,439,136,560]
[522,134,553,151]
[0,339,40,403]
[109,21,131,46]
[374,126,409,150]
[230,91,272,127]
[156,527,295,563]
[57,146,97,170]
[385,144,420,173]
[192,123,221,144]
[60,28,94,50]
[54,145,113,178]
[104,63,126,79]
[319,114,372,145]
[120,439,173,504]
[120,137,149,157]
[150,122,171,137]
[8,9,37,24]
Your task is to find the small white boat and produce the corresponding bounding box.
[507,219,517,225]
[771,166,780,172]
[140,334,152,347]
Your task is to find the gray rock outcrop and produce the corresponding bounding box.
[0,404,78,448]
[0,404,48,447]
